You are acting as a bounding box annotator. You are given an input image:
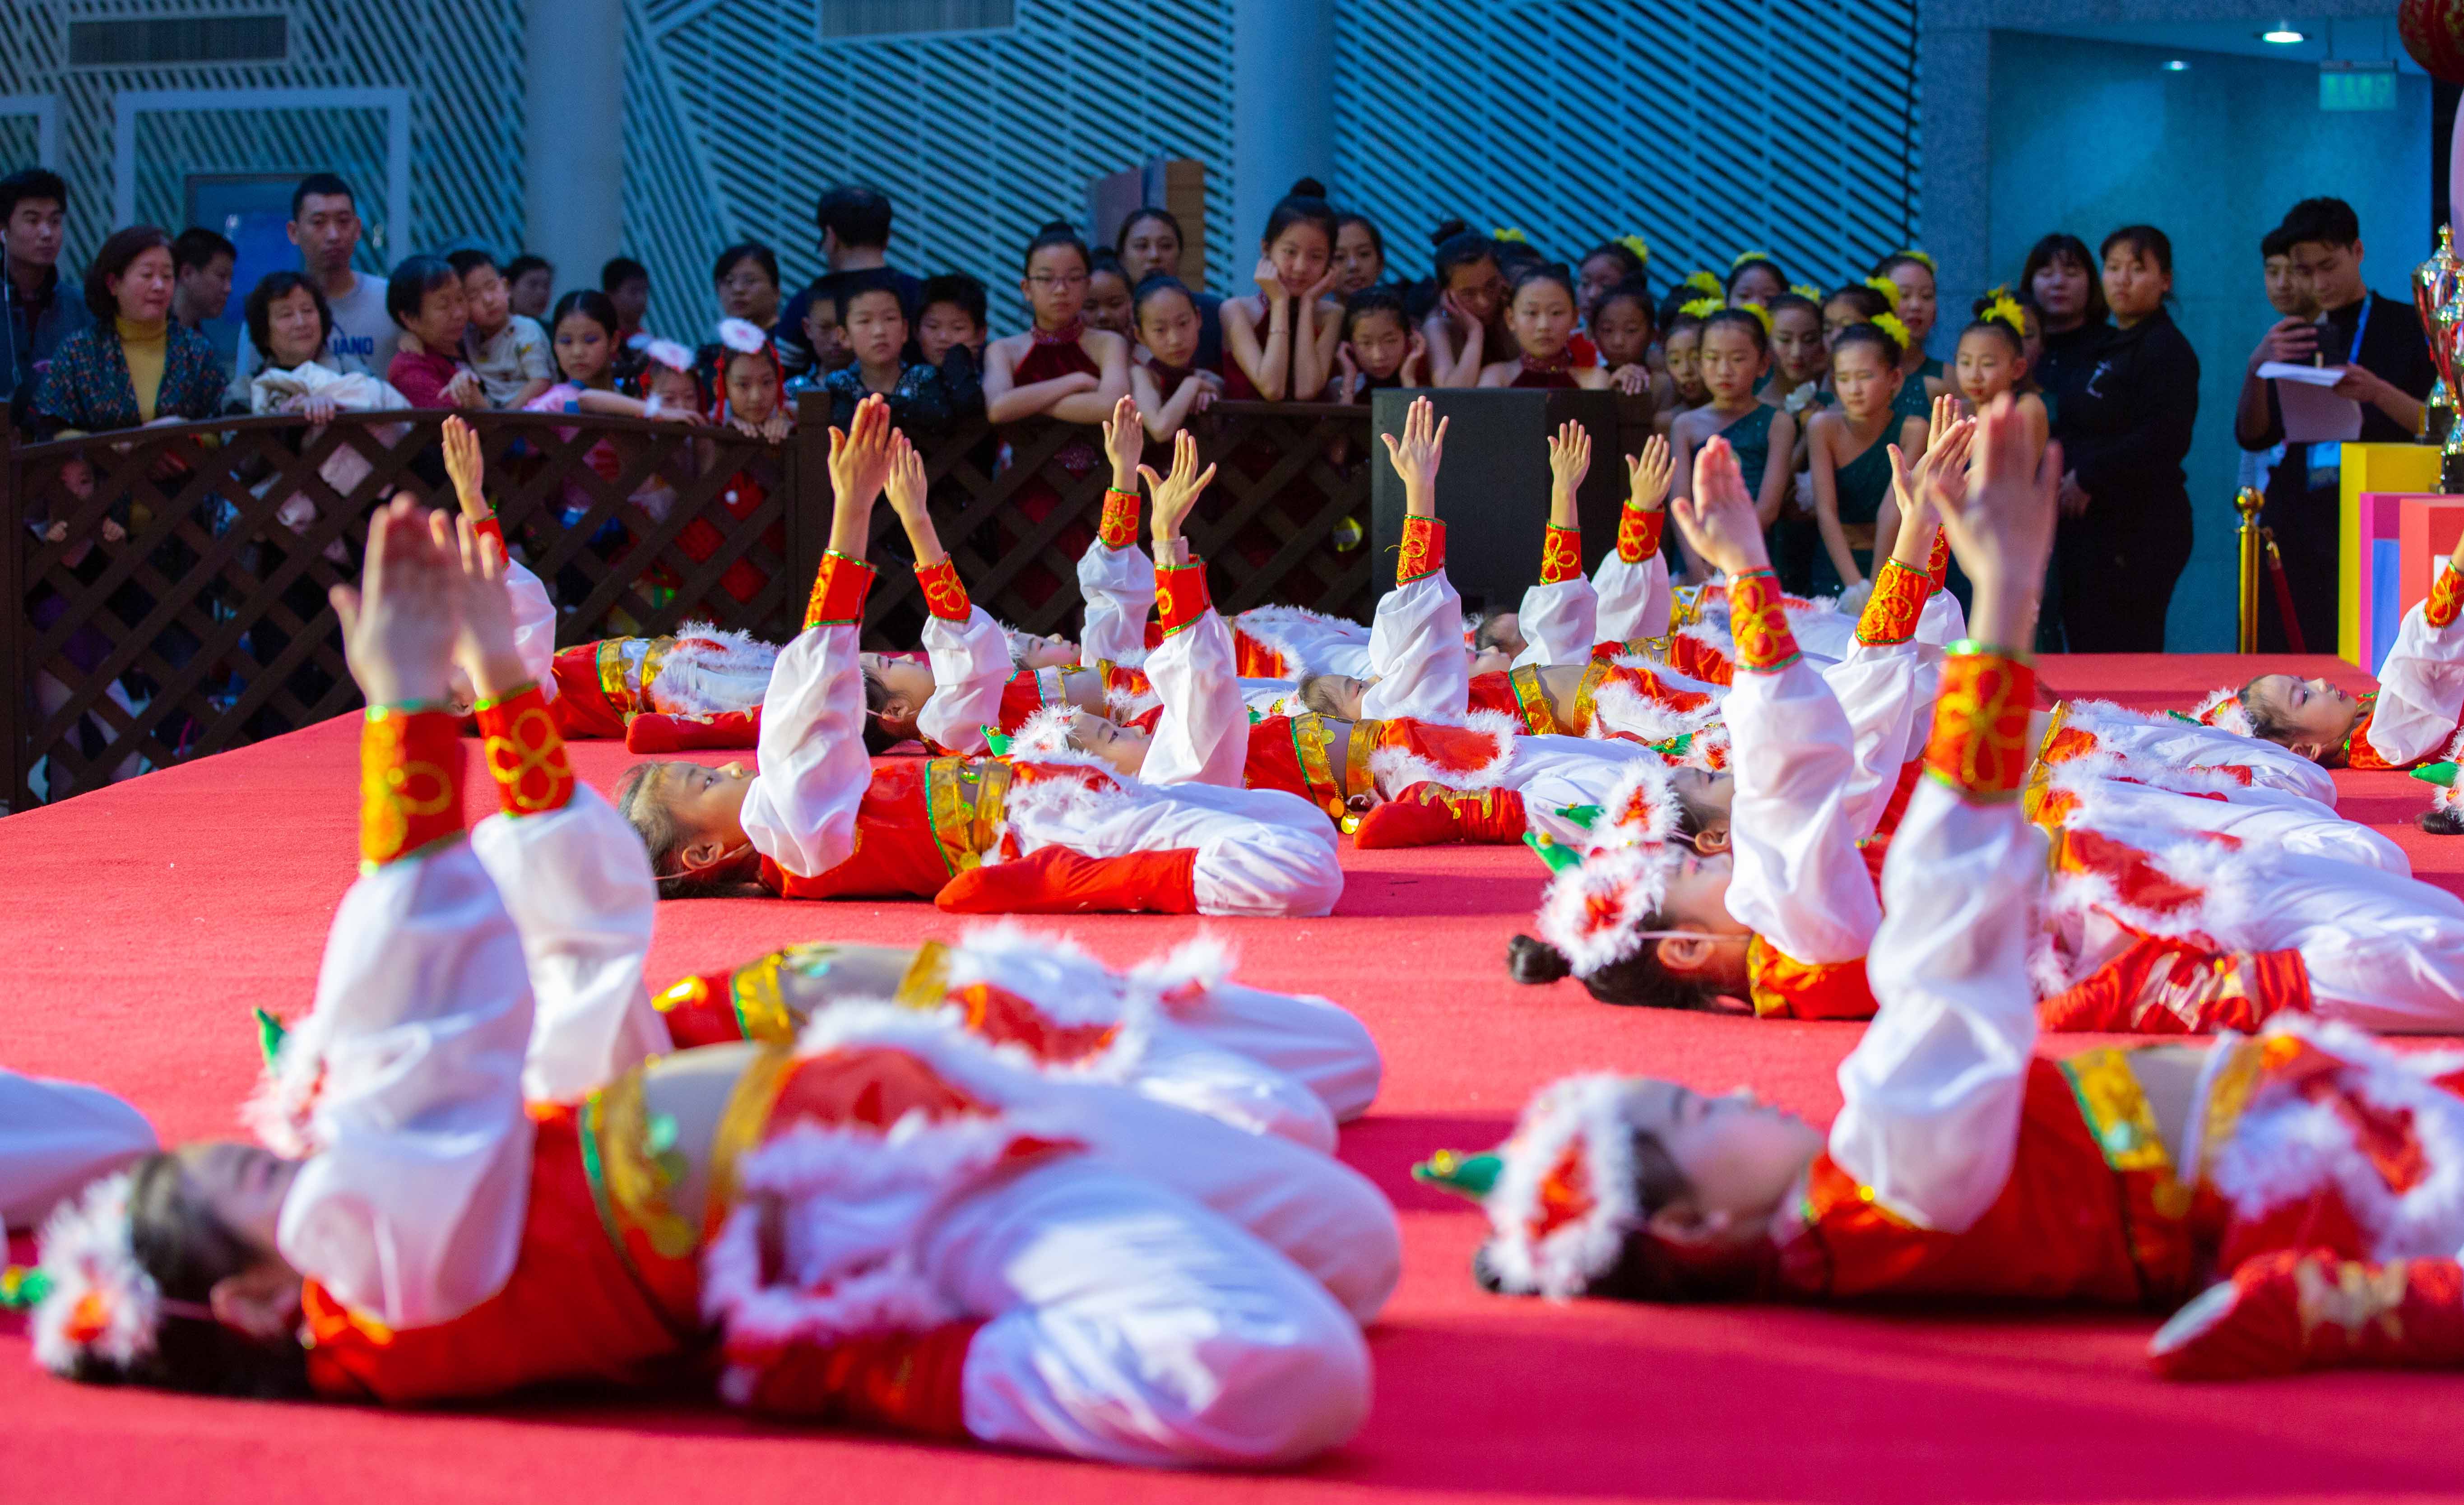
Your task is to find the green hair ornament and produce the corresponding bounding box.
[983,727,1013,756]
[1524,830,1585,872]
[255,1007,288,1066]
[1412,1148,1502,1200]
[2411,761,2459,788]
[0,1264,51,1311]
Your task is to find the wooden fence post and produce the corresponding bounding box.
[790,389,832,623]
[0,408,20,812]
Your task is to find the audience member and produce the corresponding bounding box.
[168,227,234,333]
[227,175,395,396]
[1423,222,1510,386]
[1577,238,1649,320]
[916,270,986,419]
[2054,224,2199,652]
[821,274,951,434]
[0,167,89,421]
[445,250,551,408]
[503,253,553,320]
[2235,195,2436,653]
[1329,282,1423,401]
[778,183,922,373]
[384,255,483,410]
[1085,248,1135,336]
[1221,178,1343,402]
[602,255,651,345]
[1725,253,1787,308]
[1129,274,1223,433]
[1333,211,1386,294]
[34,225,225,435]
[1116,205,1222,371]
[713,242,782,332]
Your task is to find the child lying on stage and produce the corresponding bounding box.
[1429,397,2464,1381]
[615,397,1344,917]
[11,493,1394,1466]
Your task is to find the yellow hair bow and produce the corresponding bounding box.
[1789,282,1821,302]
[1735,301,1773,333]
[1682,270,1721,296]
[1678,296,1723,321]
[1898,248,1936,271]
[1872,312,1912,348]
[1730,249,1777,269]
[1493,227,1531,244]
[1617,233,1650,266]
[1980,291,2026,334]
[1863,273,1903,306]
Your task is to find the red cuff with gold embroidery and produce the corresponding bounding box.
[2432,564,2464,630]
[804,551,876,630]
[361,706,465,869]
[1923,647,2036,801]
[476,683,575,817]
[1539,525,1583,584]
[1926,529,1950,595]
[1616,507,1664,564]
[915,556,970,622]
[1397,515,1445,584]
[1855,559,1930,647]
[1728,570,1800,672]
[1156,562,1212,637]
[1097,488,1139,549]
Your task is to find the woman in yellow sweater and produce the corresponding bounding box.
[32,224,226,437]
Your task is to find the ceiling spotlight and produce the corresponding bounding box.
[2163,58,2189,70]
[2260,27,2306,43]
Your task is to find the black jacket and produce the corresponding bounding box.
[2237,290,2436,452]
[2063,308,2200,507]
[2034,319,2110,444]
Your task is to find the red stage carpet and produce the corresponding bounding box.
[6,653,2464,1502]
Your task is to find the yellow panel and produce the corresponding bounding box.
[2342,444,2444,663]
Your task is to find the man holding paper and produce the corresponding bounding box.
[2235,196,2437,654]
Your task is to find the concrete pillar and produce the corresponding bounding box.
[524,0,625,291]
[1230,0,1335,265]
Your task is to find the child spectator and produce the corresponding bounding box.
[674,318,790,606]
[1805,320,1925,595]
[1479,264,1622,389]
[1333,211,1386,293]
[915,271,986,419]
[524,290,686,528]
[384,255,482,409]
[1725,252,1787,308]
[1668,307,1796,578]
[1130,274,1225,435]
[1954,292,2047,455]
[1657,303,1712,433]
[788,282,849,380]
[1577,238,1649,320]
[1085,249,1136,337]
[601,255,650,346]
[168,227,234,333]
[712,242,781,333]
[1761,290,1828,414]
[1873,250,1948,418]
[1116,205,1223,371]
[1421,221,1510,386]
[447,249,552,409]
[1220,179,1343,403]
[1822,281,1892,349]
[821,276,951,435]
[503,253,553,320]
[1589,281,1670,410]
[1330,284,1425,403]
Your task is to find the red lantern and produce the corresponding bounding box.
[2403,0,2464,85]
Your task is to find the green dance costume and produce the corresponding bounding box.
[1890,356,1944,423]
[1812,431,1893,594]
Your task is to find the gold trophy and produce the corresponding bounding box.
[2444,284,2464,493]
[2418,227,2459,462]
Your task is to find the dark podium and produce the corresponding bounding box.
[1368,388,1635,617]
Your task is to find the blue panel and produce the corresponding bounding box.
[2372,538,2399,675]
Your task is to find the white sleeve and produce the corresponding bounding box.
[1512,577,1598,668]
[1818,640,1924,842]
[738,621,872,878]
[469,785,670,1103]
[2367,594,2464,766]
[1080,539,1157,667]
[1142,609,1249,787]
[1830,775,2044,1233]
[502,556,558,699]
[1361,570,1469,722]
[1722,658,1883,963]
[0,1073,157,1229]
[275,842,537,1328]
[1916,589,1965,647]
[917,604,1016,755]
[1593,551,1670,644]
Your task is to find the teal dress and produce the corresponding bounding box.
[1714,403,1777,494]
[1889,356,1944,423]
[1812,431,1894,595]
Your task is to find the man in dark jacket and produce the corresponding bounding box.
[2234,196,2436,653]
[0,167,92,426]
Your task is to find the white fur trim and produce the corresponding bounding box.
[1127,931,1236,1011]
[1584,677,1722,746]
[1103,679,1161,720]
[1006,704,1079,758]
[644,338,695,375]
[935,923,1155,1075]
[2192,686,2256,737]
[241,1007,332,1159]
[717,318,768,355]
[1482,1075,1646,1299]
[1364,709,1519,794]
[2209,1015,2464,1262]
[650,625,779,716]
[1231,605,1367,676]
[996,754,1151,844]
[31,1172,162,1375]
[1587,760,1680,853]
[1535,846,1676,978]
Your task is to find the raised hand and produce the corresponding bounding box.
[1547,419,1592,495]
[825,394,895,556]
[1928,392,1962,449]
[330,495,460,708]
[1253,254,1285,301]
[1624,434,1672,512]
[1140,428,1218,558]
[448,514,527,700]
[1100,392,1142,487]
[1934,396,2059,609]
[883,430,929,524]
[1379,394,1448,512]
[1671,435,1771,578]
[441,415,489,519]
